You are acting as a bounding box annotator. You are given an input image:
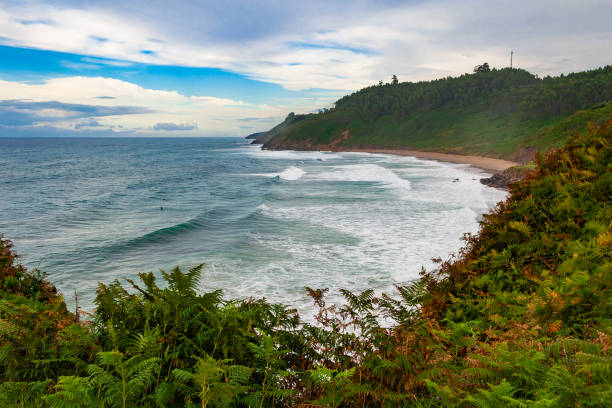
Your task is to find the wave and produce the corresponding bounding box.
[312,164,411,191]
[256,203,270,212]
[242,147,341,161]
[249,166,306,181]
[277,166,305,180]
[126,216,206,246]
[59,208,246,262]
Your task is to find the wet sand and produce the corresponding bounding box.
[335,148,517,172]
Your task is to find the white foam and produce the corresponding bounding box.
[242,146,341,161]
[249,166,306,181]
[278,166,306,180]
[313,164,411,191]
[209,154,507,321]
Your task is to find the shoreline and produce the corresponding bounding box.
[329,148,518,173]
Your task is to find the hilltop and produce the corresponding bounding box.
[253,66,612,164]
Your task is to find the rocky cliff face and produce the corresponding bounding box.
[480,165,536,189]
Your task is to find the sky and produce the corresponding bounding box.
[0,0,610,137]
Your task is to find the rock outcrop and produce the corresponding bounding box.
[480,165,535,189]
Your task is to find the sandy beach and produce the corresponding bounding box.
[334,148,518,172]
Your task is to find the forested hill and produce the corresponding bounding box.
[255,65,612,162]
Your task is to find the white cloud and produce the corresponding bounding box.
[0,1,610,91]
[0,76,296,135]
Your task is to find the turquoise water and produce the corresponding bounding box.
[0,137,506,314]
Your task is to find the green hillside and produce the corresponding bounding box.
[257,66,612,162]
[1,116,611,406]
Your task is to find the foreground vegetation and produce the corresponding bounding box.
[1,117,611,406]
[256,66,612,161]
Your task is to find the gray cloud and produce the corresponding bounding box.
[0,99,152,127]
[236,116,279,122]
[90,35,108,42]
[17,19,53,26]
[0,100,153,131]
[74,118,102,129]
[0,123,124,137]
[0,99,151,116]
[153,122,198,131]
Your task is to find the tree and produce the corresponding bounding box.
[473,62,491,73]
[391,75,398,85]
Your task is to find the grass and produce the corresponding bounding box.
[269,102,612,161]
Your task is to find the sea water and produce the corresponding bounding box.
[0,137,507,315]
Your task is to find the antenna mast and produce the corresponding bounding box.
[510,51,514,69]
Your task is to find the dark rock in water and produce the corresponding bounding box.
[481,166,535,189]
[480,174,509,189]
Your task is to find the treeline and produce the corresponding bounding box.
[1,118,611,406]
[256,66,612,160]
[332,66,612,122]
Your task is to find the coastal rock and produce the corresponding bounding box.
[480,166,535,189]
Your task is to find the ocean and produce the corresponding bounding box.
[0,137,507,315]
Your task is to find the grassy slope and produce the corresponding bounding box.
[252,112,316,144]
[265,101,612,161]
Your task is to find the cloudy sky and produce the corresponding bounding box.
[0,0,610,137]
